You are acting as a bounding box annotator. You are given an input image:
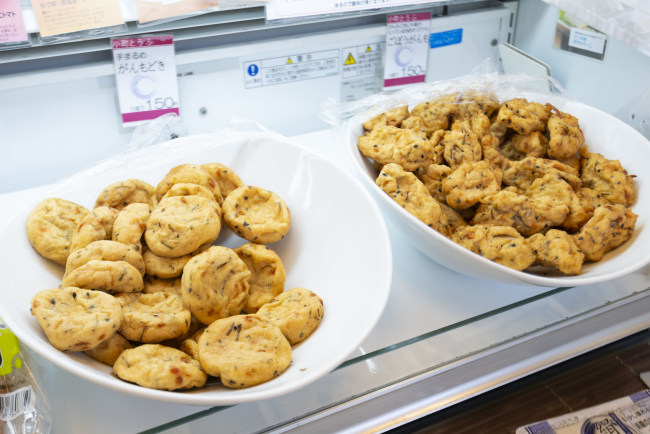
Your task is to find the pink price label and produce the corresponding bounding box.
[0,0,28,44]
[387,12,432,23]
[112,35,174,49]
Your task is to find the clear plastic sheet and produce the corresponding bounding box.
[541,0,650,57]
[0,319,51,434]
[41,116,283,199]
[121,112,189,153]
[320,69,568,128]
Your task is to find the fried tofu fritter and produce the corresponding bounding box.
[415,163,452,203]
[362,105,410,132]
[502,157,581,191]
[451,225,536,271]
[580,152,635,207]
[441,121,483,168]
[547,109,585,161]
[501,131,548,161]
[495,98,552,135]
[471,189,569,237]
[442,160,502,210]
[526,173,589,232]
[529,229,584,275]
[358,125,442,171]
[574,204,638,262]
[410,93,459,133]
[376,163,450,236]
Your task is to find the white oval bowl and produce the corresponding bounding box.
[0,131,393,406]
[346,94,650,287]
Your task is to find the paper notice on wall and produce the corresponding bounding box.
[266,0,443,20]
[112,35,181,126]
[134,0,220,25]
[0,0,28,44]
[30,0,124,38]
[340,42,384,102]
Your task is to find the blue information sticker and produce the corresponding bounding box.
[429,28,463,49]
[247,64,259,77]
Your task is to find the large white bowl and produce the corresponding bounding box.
[346,93,650,287]
[0,131,393,406]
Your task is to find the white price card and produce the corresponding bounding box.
[111,35,180,126]
[568,27,607,56]
[383,12,431,89]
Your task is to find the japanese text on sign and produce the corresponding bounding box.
[266,0,444,20]
[243,49,339,89]
[383,12,431,88]
[30,0,124,37]
[0,0,28,44]
[111,35,180,126]
[568,28,606,55]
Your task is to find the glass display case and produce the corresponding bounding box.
[2,1,650,432]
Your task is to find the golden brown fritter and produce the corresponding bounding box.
[451,224,536,271]
[580,152,635,207]
[459,91,501,118]
[575,186,612,219]
[441,121,483,168]
[362,105,410,131]
[400,115,427,132]
[489,119,510,143]
[358,125,442,171]
[529,229,584,275]
[415,163,452,203]
[502,157,581,190]
[560,152,582,174]
[480,133,510,170]
[547,108,585,161]
[452,102,491,139]
[525,173,589,232]
[471,189,569,237]
[409,93,458,133]
[438,201,467,232]
[501,131,548,160]
[442,160,502,210]
[495,98,552,135]
[573,204,638,262]
[376,163,450,236]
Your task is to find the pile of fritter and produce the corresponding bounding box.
[359,92,637,275]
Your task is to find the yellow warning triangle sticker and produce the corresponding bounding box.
[344,53,356,65]
[286,57,293,64]
[366,46,372,52]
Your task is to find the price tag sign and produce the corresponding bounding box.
[383,12,431,89]
[111,35,180,127]
[0,0,28,44]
